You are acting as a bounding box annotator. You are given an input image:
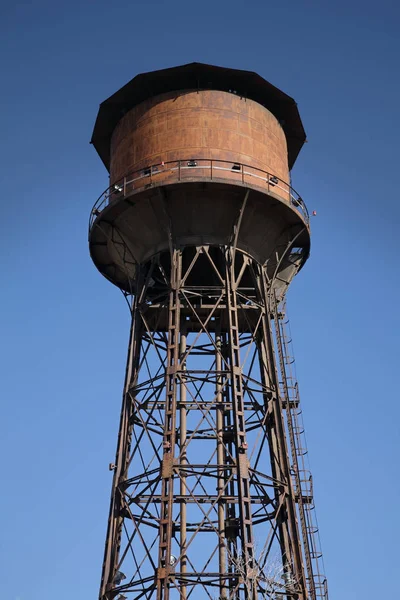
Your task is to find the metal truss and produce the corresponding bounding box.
[99,244,327,600]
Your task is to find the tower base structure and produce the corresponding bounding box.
[98,245,327,600]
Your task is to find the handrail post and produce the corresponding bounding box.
[241,163,244,184]
[178,160,181,181]
[210,159,213,180]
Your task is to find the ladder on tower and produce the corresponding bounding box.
[274,297,329,600]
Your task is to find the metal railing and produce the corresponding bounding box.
[89,158,309,232]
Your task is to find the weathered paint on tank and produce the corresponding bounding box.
[110,90,289,189]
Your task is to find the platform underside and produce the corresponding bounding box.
[89,180,310,296]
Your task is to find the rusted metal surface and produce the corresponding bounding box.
[91,62,306,171]
[109,90,289,184]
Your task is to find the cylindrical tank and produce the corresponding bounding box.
[109,90,289,186]
[89,63,309,293]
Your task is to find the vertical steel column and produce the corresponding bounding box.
[271,292,315,599]
[225,248,256,600]
[179,326,188,599]
[157,249,182,600]
[99,270,144,600]
[216,331,228,599]
[255,263,308,598]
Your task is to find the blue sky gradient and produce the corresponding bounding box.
[1,1,399,599]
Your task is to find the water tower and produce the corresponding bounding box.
[89,63,328,600]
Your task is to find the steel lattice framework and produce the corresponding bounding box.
[88,61,329,600]
[97,245,327,600]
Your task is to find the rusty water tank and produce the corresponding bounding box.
[89,63,309,292]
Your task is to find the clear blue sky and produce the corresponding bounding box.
[1,1,399,598]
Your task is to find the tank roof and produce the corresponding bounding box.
[91,62,306,171]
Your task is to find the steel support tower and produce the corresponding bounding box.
[89,63,328,600]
